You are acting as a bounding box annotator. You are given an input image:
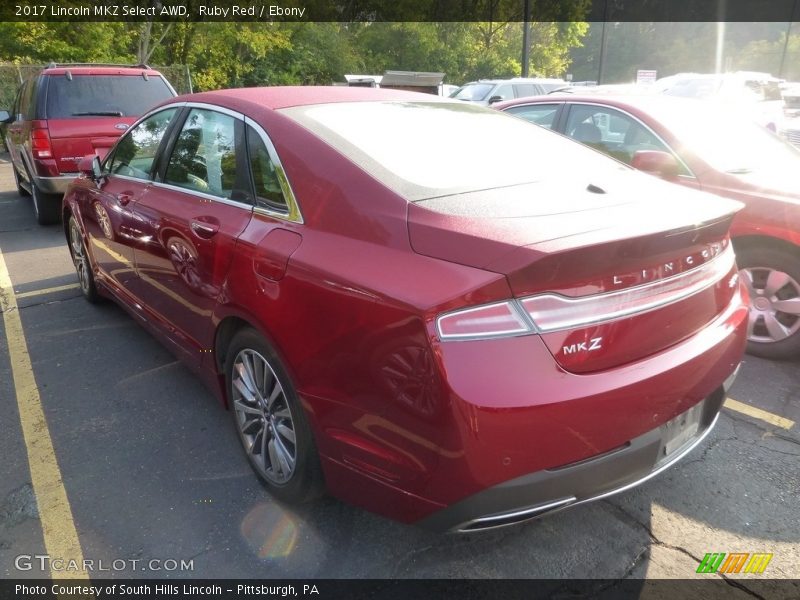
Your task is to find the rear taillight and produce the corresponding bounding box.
[437,301,531,340]
[31,122,52,159]
[436,242,736,341]
[521,243,736,333]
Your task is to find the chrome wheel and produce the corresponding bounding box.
[70,219,91,295]
[232,349,297,484]
[741,266,800,344]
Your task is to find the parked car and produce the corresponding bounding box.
[780,82,800,118]
[653,71,785,132]
[449,78,566,105]
[497,93,800,358]
[0,63,176,225]
[64,87,746,532]
[781,115,800,148]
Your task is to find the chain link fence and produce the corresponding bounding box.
[0,63,193,110]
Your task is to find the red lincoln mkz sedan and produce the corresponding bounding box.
[63,87,747,532]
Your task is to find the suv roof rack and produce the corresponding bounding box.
[45,62,152,70]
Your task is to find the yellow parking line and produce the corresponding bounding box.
[725,397,795,430]
[16,283,81,299]
[0,248,88,579]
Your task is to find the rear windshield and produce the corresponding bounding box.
[281,101,623,200]
[46,74,174,119]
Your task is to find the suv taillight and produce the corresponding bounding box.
[31,121,52,159]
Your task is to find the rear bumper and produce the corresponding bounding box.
[314,284,747,529]
[34,174,76,195]
[418,375,735,532]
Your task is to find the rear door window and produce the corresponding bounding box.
[246,125,288,212]
[513,83,540,98]
[491,84,514,102]
[505,103,561,129]
[45,75,174,119]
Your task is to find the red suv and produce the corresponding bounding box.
[1,63,176,224]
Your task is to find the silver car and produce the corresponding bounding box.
[450,78,566,106]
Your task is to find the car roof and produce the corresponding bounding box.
[461,78,564,85]
[497,92,689,109]
[42,66,164,76]
[167,86,451,112]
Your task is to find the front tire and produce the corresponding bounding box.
[226,328,324,504]
[68,216,100,303]
[737,245,800,359]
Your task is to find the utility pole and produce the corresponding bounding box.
[778,0,797,78]
[597,0,609,84]
[521,0,531,77]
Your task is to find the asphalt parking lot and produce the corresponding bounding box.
[0,154,798,593]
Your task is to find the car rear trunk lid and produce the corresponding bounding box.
[409,172,743,372]
[48,117,137,172]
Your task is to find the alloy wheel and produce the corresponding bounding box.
[740,266,800,344]
[70,219,91,295]
[231,349,297,484]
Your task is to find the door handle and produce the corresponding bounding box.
[118,192,134,206]
[190,218,220,239]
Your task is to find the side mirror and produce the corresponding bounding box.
[631,150,680,180]
[0,110,11,123]
[488,95,504,104]
[78,155,103,181]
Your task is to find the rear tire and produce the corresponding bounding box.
[13,166,31,197]
[31,182,61,225]
[225,328,325,504]
[737,245,800,359]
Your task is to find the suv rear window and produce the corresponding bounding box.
[45,74,174,119]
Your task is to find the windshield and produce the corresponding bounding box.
[652,101,800,174]
[450,83,494,101]
[663,78,722,99]
[46,75,175,119]
[663,77,783,103]
[281,101,625,200]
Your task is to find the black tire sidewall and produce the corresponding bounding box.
[68,216,100,303]
[13,167,31,197]
[32,184,61,225]
[225,328,324,504]
[737,244,800,359]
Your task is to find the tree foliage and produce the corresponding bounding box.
[569,22,800,83]
[0,21,590,90]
